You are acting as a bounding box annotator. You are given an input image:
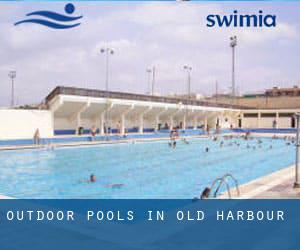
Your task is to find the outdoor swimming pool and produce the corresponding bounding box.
[0,136,295,198]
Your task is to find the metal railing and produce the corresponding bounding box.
[45,86,251,109]
[209,173,240,198]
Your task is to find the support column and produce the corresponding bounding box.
[121,113,125,135]
[240,113,244,128]
[169,116,174,130]
[70,102,90,135]
[276,112,279,129]
[193,116,198,130]
[155,115,160,132]
[76,113,81,134]
[258,112,261,128]
[204,116,208,131]
[99,112,105,135]
[139,114,144,134]
[154,107,168,132]
[182,115,186,130]
[119,105,134,135]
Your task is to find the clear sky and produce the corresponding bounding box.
[0,1,300,106]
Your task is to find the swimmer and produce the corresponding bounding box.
[90,174,96,183]
[182,138,190,145]
[246,144,250,149]
[205,147,209,153]
[269,145,273,149]
[200,187,211,199]
[106,184,124,189]
[173,141,177,149]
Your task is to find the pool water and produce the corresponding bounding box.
[0,137,295,198]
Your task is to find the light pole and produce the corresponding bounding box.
[183,65,192,130]
[100,47,114,136]
[100,47,114,93]
[183,65,192,102]
[146,68,152,95]
[230,36,237,98]
[215,80,218,103]
[8,71,16,108]
[146,66,156,95]
[294,113,300,188]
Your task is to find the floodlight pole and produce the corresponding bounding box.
[146,68,152,95]
[230,36,237,99]
[8,71,16,108]
[294,113,300,188]
[100,47,114,137]
[152,66,156,96]
[183,65,192,129]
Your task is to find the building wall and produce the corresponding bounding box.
[259,117,275,128]
[278,117,291,128]
[0,109,53,140]
[205,96,300,109]
[242,118,259,128]
[242,117,293,128]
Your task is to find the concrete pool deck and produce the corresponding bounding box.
[219,165,300,199]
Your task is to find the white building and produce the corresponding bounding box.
[0,86,299,140]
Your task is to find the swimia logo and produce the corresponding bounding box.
[206,10,276,28]
[14,3,83,29]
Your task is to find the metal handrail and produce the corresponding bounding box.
[210,177,232,198]
[209,173,240,198]
[222,173,240,197]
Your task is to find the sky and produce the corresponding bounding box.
[0,1,300,106]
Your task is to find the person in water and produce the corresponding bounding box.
[201,187,211,199]
[182,138,190,144]
[205,147,209,153]
[105,184,124,189]
[90,174,96,183]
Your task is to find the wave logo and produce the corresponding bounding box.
[14,3,82,29]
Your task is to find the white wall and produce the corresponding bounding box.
[278,117,291,128]
[242,118,259,128]
[0,109,53,140]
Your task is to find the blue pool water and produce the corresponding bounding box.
[0,137,295,199]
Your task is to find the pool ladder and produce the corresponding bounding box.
[209,173,240,199]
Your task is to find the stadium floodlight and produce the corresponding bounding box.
[100,47,114,137]
[100,47,114,92]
